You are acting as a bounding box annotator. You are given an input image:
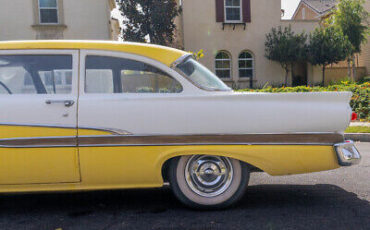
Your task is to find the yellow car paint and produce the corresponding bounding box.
[0,147,80,185]
[77,129,115,136]
[78,145,339,186]
[0,125,76,138]
[0,144,339,193]
[0,40,188,67]
[0,125,113,139]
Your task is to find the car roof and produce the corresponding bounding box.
[0,40,188,67]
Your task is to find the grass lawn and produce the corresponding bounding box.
[345,126,370,133]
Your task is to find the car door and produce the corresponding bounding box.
[77,50,189,185]
[0,49,80,185]
[78,50,187,136]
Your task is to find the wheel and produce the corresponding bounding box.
[169,155,250,209]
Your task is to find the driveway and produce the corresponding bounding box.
[0,143,369,230]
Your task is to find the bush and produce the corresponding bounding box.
[359,76,370,84]
[237,81,370,121]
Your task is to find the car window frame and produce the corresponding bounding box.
[0,49,79,96]
[80,50,196,96]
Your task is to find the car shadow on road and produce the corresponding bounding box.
[0,184,368,230]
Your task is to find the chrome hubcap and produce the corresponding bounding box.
[185,155,233,197]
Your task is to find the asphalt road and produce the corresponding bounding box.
[0,143,369,230]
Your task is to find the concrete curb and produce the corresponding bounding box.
[345,133,370,142]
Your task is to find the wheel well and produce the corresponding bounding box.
[161,157,178,183]
[161,155,263,183]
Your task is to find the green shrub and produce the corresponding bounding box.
[237,81,370,121]
[359,76,370,84]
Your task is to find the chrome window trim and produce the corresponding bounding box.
[79,50,194,96]
[170,53,193,68]
[0,49,79,96]
[171,54,232,92]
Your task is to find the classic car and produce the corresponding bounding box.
[0,40,361,209]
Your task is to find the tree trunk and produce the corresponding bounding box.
[285,68,289,87]
[347,58,352,79]
[322,65,326,86]
[290,62,294,87]
[352,54,357,81]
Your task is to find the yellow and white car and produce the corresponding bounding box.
[0,40,361,209]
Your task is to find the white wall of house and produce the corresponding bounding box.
[0,0,112,41]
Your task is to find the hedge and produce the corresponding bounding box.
[237,81,370,121]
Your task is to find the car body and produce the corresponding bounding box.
[0,40,361,208]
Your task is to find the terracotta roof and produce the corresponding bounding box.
[302,0,336,14]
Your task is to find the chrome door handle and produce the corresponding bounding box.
[45,100,75,107]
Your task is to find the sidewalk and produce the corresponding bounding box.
[350,122,370,127]
[346,122,370,142]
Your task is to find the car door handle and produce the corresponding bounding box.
[45,100,75,107]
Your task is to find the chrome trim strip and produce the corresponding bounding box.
[78,143,336,147]
[0,133,344,148]
[78,126,132,135]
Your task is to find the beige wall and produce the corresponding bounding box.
[0,0,112,41]
[0,0,35,40]
[325,67,367,83]
[293,3,319,20]
[182,0,321,88]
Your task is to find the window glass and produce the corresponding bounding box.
[39,0,58,23]
[177,57,230,91]
[39,0,57,7]
[225,0,241,21]
[85,56,182,94]
[0,55,73,95]
[85,69,113,94]
[238,51,254,78]
[215,51,231,79]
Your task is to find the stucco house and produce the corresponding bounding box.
[292,0,369,81]
[176,0,322,88]
[175,0,368,88]
[0,0,119,40]
[292,0,336,20]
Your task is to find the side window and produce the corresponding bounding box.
[0,55,73,95]
[85,55,182,94]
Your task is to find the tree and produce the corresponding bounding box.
[265,26,307,86]
[116,0,181,46]
[308,26,351,85]
[330,0,369,80]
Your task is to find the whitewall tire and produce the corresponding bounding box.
[169,155,250,209]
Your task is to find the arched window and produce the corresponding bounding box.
[215,51,231,79]
[238,51,254,79]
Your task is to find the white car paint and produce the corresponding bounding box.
[78,50,352,135]
[0,50,79,130]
